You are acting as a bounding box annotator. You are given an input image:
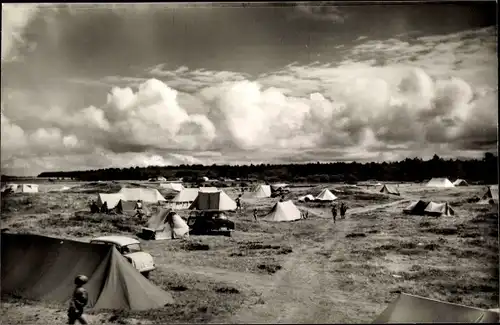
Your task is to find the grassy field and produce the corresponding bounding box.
[1,181,498,324]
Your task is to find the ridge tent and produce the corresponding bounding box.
[424,201,455,216]
[1,233,174,311]
[298,194,315,202]
[403,200,429,215]
[315,189,338,201]
[97,193,124,210]
[426,178,455,188]
[373,292,499,323]
[169,188,200,210]
[160,183,185,192]
[380,185,400,196]
[252,184,272,198]
[189,190,237,211]
[118,200,152,217]
[480,185,499,204]
[270,183,290,191]
[1,183,39,193]
[142,208,189,240]
[118,188,166,203]
[453,179,469,186]
[263,200,301,222]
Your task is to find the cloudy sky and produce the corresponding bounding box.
[1,2,497,176]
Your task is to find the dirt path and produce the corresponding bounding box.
[158,263,276,292]
[228,200,408,323]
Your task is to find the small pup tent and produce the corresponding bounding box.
[403,200,429,215]
[142,208,189,240]
[1,183,39,193]
[426,178,455,188]
[263,200,301,222]
[160,183,185,192]
[453,179,469,186]
[315,189,337,201]
[189,190,237,211]
[380,184,400,196]
[1,233,174,311]
[373,292,499,323]
[252,184,272,198]
[96,194,151,216]
[298,194,315,202]
[118,188,166,203]
[423,202,455,216]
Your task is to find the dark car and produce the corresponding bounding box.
[187,210,235,237]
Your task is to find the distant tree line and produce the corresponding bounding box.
[30,153,499,185]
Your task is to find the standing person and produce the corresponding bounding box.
[100,202,108,214]
[331,203,337,223]
[68,275,89,325]
[340,203,348,219]
[236,195,242,212]
[253,208,258,221]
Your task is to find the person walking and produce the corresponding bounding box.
[331,203,337,223]
[68,275,89,324]
[340,202,348,219]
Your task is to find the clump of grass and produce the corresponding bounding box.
[257,263,282,274]
[422,227,458,235]
[183,242,210,251]
[214,286,240,294]
[345,232,366,238]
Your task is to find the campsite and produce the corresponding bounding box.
[1,177,498,324]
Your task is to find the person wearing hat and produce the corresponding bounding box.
[68,275,89,324]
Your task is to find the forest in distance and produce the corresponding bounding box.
[15,153,496,185]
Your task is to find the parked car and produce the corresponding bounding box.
[90,235,155,278]
[187,210,235,236]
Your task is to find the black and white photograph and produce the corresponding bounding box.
[1,1,498,324]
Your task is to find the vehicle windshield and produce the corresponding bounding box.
[122,243,141,254]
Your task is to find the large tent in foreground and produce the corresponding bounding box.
[189,190,237,211]
[142,208,189,240]
[426,178,455,188]
[1,233,174,310]
[380,184,400,196]
[252,184,272,198]
[315,189,337,201]
[373,293,499,323]
[403,200,429,215]
[263,200,302,222]
[453,179,469,186]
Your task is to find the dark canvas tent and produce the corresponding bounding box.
[373,293,499,323]
[380,185,400,196]
[1,233,174,310]
[403,200,428,215]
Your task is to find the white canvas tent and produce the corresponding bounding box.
[142,208,189,240]
[1,183,39,193]
[189,190,237,211]
[270,183,289,191]
[263,200,301,222]
[453,179,469,186]
[315,189,337,201]
[96,193,151,216]
[480,185,499,204]
[252,184,271,198]
[169,188,200,210]
[160,183,185,192]
[426,178,455,188]
[423,202,455,216]
[380,184,400,196]
[97,193,123,210]
[298,194,315,202]
[118,188,166,203]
